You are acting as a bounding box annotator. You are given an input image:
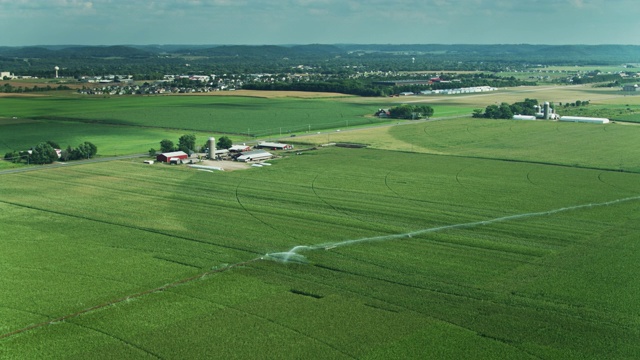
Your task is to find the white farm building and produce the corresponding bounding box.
[256,142,293,150]
[236,150,273,162]
[559,116,610,124]
[512,115,537,121]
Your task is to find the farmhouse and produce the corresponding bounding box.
[256,142,293,150]
[156,151,189,163]
[375,109,391,118]
[623,84,638,92]
[236,150,273,162]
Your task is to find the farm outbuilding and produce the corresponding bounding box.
[156,151,189,163]
[559,116,610,124]
[229,144,252,153]
[236,150,273,162]
[256,142,293,150]
[513,115,537,120]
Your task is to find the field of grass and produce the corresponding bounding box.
[302,117,640,172]
[2,89,640,358]
[559,103,640,123]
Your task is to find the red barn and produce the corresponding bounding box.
[156,151,189,163]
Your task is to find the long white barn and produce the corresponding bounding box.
[559,116,610,124]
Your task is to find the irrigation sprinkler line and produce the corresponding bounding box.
[0,258,262,341]
[4,195,640,341]
[266,194,640,262]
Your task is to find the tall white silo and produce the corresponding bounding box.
[208,137,216,159]
[543,102,550,120]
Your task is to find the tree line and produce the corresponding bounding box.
[149,135,233,156]
[1,83,72,93]
[4,140,97,164]
[385,105,435,119]
[473,98,541,119]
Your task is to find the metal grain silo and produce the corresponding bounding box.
[208,137,216,159]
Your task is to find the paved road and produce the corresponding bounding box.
[0,153,146,175]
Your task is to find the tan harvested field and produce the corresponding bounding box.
[300,126,423,153]
[350,85,634,108]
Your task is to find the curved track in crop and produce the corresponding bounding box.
[311,173,366,223]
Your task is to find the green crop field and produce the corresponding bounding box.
[2,91,640,358]
[0,95,389,138]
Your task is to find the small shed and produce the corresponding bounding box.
[157,151,189,163]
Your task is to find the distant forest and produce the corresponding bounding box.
[1,44,639,79]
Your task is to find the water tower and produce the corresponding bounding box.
[54,66,59,78]
[208,137,216,159]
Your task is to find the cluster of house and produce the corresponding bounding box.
[154,141,294,164]
[77,83,222,95]
[76,75,248,95]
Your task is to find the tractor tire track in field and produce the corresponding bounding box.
[227,307,357,359]
[263,264,539,358]
[383,170,489,214]
[455,166,485,196]
[283,262,545,360]
[4,265,139,288]
[67,322,163,359]
[597,172,637,194]
[525,169,558,195]
[167,290,356,359]
[0,257,262,341]
[234,177,303,243]
[526,170,536,186]
[311,173,365,223]
[0,199,260,256]
[0,305,51,319]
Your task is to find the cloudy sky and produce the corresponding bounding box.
[0,0,637,46]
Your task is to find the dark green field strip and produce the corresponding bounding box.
[0,96,376,136]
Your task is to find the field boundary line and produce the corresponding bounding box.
[0,199,260,255]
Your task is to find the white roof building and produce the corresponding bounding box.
[256,142,293,150]
[236,150,273,162]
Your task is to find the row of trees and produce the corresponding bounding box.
[473,98,591,119]
[150,135,233,156]
[473,98,541,119]
[4,140,97,164]
[1,83,72,93]
[388,104,435,119]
